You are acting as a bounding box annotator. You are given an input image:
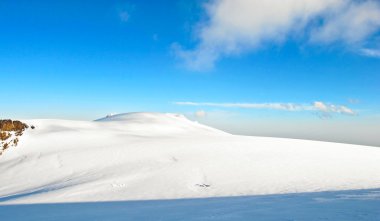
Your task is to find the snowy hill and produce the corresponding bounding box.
[95,112,227,135]
[1,112,380,205]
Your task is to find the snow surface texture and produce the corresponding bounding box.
[1,112,380,205]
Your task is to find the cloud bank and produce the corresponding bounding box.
[175,101,356,116]
[195,110,207,117]
[174,0,380,70]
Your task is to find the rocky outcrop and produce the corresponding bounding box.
[0,120,29,132]
[0,120,30,155]
[0,131,11,141]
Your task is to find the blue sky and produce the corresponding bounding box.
[1,0,380,145]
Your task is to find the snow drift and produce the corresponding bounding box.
[1,112,380,204]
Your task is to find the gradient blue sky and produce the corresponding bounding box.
[1,0,380,145]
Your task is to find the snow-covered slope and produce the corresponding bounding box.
[1,112,380,204]
[95,112,226,135]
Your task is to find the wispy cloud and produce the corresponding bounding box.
[117,2,135,23]
[312,101,355,115]
[119,11,130,22]
[360,48,380,58]
[348,98,360,104]
[175,101,356,117]
[173,0,380,70]
[176,102,307,111]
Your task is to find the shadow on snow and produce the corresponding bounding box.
[1,188,380,221]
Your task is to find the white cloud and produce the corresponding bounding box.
[313,101,329,112]
[175,101,356,116]
[311,1,380,44]
[174,0,380,70]
[313,101,355,115]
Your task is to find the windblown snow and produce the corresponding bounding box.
[1,112,380,204]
